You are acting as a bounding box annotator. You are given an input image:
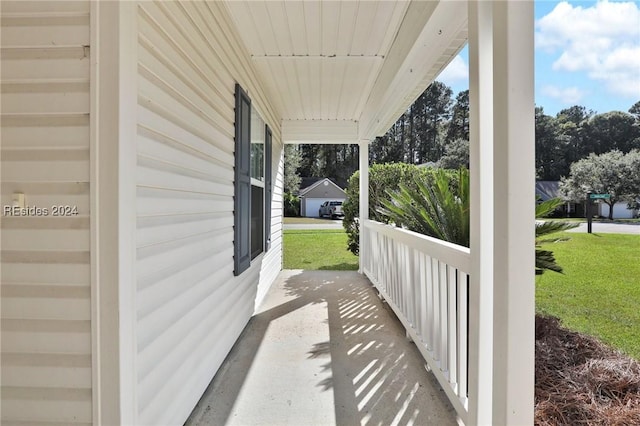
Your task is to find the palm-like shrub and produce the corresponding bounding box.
[379,168,469,247]
[535,198,578,274]
[379,168,574,275]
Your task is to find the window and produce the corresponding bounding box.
[234,83,273,276]
[250,112,265,259]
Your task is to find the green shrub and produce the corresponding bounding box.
[343,163,443,254]
[283,192,300,217]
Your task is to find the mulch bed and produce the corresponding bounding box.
[535,315,640,425]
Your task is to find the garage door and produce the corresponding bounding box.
[305,198,326,217]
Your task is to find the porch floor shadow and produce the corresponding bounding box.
[186,270,458,426]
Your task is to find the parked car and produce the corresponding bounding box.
[319,201,344,219]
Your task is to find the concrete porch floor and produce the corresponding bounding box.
[186,270,458,426]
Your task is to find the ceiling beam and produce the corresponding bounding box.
[282,120,359,144]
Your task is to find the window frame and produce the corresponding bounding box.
[234,83,273,275]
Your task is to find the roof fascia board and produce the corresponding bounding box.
[359,0,468,140]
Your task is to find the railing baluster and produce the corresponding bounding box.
[432,257,440,362]
[448,266,458,386]
[362,220,470,422]
[458,271,469,403]
[440,261,449,372]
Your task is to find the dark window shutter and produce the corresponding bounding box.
[234,84,251,275]
[264,125,273,251]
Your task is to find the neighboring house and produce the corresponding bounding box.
[535,181,584,217]
[535,181,637,219]
[1,2,536,426]
[298,178,347,217]
[599,202,638,219]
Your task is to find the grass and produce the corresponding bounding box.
[536,232,640,359]
[551,217,640,224]
[283,229,358,271]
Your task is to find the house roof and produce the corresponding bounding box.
[535,181,561,201]
[299,177,346,192]
[223,1,468,143]
[299,178,347,197]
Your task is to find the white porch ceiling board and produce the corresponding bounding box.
[225,0,470,138]
[349,2,378,55]
[335,1,358,56]
[308,57,323,118]
[319,2,340,55]
[264,1,294,55]
[293,58,312,119]
[338,57,385,120]
[285,1,308,56]
[282,120,359,144]
[303,1,322,55]
[228,2,267,55]
[367,1,411,56]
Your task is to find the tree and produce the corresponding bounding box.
[556,105,592,168]
[446,90,469,143]
[581,111,640,154]
[535,107,565,180]
[342,163,439,254]
[629,101,640,120]
[413,81,453,163]
[437,138,469,170]
[284,144,302,194]
[560,150,640,220]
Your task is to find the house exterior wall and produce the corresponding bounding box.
[599,202,636,219]
[2,1,283,425]
[135,2,283,425]
[1,1,93,424]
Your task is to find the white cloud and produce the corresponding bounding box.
[438,55,468,85]
[542,85,586,104]
[536,0,640,98]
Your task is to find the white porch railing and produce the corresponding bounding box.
[361,219,471,424]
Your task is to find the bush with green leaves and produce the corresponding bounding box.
[283,192,300,217]
[535,198,578,274]
[343,163,447,254]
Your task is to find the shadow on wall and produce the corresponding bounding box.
[186,270,456,426]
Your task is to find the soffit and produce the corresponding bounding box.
[224,1,468,143]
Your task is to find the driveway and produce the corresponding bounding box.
[567,222,640,235]
[284,220,344,230]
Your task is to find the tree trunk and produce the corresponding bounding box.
[607,201,614,220]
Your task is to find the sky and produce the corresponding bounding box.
[437,0,640,116]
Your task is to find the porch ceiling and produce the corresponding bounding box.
[224,0,468,144]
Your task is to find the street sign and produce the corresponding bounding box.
[589,193,611,199]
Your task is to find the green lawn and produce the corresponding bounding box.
[536,232,640,359]
[283,229,359,271]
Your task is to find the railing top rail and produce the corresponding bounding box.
[363,219,470,273]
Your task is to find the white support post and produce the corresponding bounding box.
[359,140,370,274]
[92,2,138,424]
[491,2,536,425]
[467,1,494,425]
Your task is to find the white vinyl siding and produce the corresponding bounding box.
[1,1,92,425]
[136,2,283,425]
